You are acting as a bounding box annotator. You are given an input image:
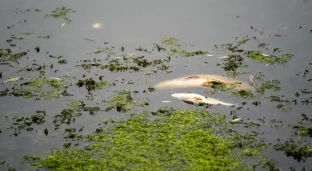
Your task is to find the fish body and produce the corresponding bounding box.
[171,92,236,107]
[154,74,255,91]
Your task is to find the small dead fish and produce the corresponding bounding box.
[229,118,243,123]
[171,92,237,107]
[4,77,22,82]
[162,101,171,103]
[249,74,254,83]
[49,77,61,80]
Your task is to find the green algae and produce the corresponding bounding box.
[37,35,50,39]
[237,38,250,45]
[76,77,111,92]
[24,109,266,171]
[168,48,208,57]
[246,51,293,65]
[89,46,115,55]
[102,90,149,112]
[9,77,69,99]
[274,139,312,162]
[44,7,76,24]
[0,48,27,63]
[161,37,179,46]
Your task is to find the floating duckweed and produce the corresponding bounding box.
[102,90,149,112]
[66,100,80,107]
[0,48,27,62]
[10,77,68,99]
[246,51,293,65]
[76,77,110,92]
[168,48,208,57]
[274,139,312,162]
[44,7,76,24]
[161,37,179,45]
[237,38,250,45]
[20,32,33,35]
[37,36,50,39]
[230,90,254,98]
[89,46,115,55]
[24,109,266,170]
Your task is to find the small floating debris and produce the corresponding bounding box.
[219,56,229,59]
[93,22,102,29]
[84,38,95,42]
[162,101,171,103]
[207,54,214,57]
[229,118,243,124]
[61,23,66,27]
[281,27,287,31]
[262,54,269,57]
[249,74,254,83]
[0,62,11,65]
[126,52,135,57]
[49,77,61,80]
[3,77,22,82]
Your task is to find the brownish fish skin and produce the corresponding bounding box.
[154,74,255,91]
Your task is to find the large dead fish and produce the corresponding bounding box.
[171,92,237,107]
[154,74,255,91]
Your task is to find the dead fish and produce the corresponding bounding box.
[3,77,22,82]
[229,118,243,124]
[154,74,255,91]
[171,92,237,107]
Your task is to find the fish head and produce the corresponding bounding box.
[171,93,182,99]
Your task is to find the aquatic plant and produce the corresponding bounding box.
[23,109,267,170]
[44,7,76,24]
[102,90,149,112]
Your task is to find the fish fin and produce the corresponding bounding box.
[184,92,192,94]
[194,97,202,101]
[185,76,200,80]
[182,100,194,105]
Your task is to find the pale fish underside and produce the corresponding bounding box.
[154,74,255,91]
[171,92,236,107]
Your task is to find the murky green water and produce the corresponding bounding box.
[0,0,312,170]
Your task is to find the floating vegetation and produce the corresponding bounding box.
[23,109,268,170]
[53,108,82,125]
[274,139,312,162]
[8,77,69,99]
[0,48,27,62]
[236,37,251,45]
[44,7,76,24]
[102,90,149,112]
[246,51,293,65]
[76,77,111,92]
[20,32,33,35]
[37,36,50,39]
[89,46,115,55]
[168,48,208,57]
